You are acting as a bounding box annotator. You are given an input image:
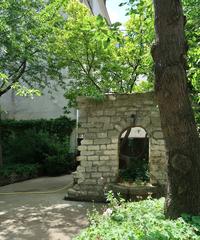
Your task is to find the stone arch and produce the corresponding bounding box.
[66,93,168,201]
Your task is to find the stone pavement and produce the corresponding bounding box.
[0,175,103,240]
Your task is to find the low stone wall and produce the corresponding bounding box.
[66,92,168,201]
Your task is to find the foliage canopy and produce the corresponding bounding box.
[0,0,199,105]
[0,0,69,97]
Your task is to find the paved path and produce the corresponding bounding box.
[0,175,102,240]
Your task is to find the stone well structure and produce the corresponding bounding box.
[66,92,168,201]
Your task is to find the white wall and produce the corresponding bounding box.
[91,0,111,23]
[0,87,76,120]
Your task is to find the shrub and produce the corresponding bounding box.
[3,130,50,164]
[119,160,149,182]
[3,129,76,176]
[44,153,75,176]
[0,163,40,179]
[43,139,76,176]
[1,116,76,142]
[75,192,200,240]
[4,129,63,165]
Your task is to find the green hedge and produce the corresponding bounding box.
[1,116,76,141]
[0,116,77,179]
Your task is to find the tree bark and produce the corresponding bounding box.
[152,0,200,218]
[0,117,3,167]
[0,131,2,167]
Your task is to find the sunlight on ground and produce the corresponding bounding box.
[0,202,90,240]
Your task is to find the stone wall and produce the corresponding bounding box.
[66,92,168,201]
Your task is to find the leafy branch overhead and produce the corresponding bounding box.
[0,0,154,99]
[53,0,155,105]
[0,0,199,105]
[0,0,69,97]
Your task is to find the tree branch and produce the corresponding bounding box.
[0,60,26,97]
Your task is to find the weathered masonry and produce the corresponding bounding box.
[66,93,168,201]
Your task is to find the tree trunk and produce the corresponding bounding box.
[152,0,200,218]
[0,111,2,167]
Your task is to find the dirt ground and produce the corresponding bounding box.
[0,175,103,240]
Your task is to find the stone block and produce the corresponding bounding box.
[95,110,104,116]
[111,167,118,172]
[151,145,166,151]
[102,172,117,177]
[81,161,93,167]
[78,178,85,184]
[100,156,109,161]
[124,110,137,116]
[76,166,86,172]
[108,130,118,138]
[79,110,87,118]
[85,133,97,139]
[81,151,95,156]
[103,123,114,130]
[111,138,118,144]
[151,139,165,145]
[94,139,111,145]
[97,132,108,138]
[78,145,87,151]
[98,166,110,172]
[88,116,110,123]
[78,128,87,134]
[104,109,116,116]
[104,150,118,155]
[153,131,164,139]
[87,156,100,161]
[95,150,105,155]
[151,117,161,127]
[84,179,97,185]
[107,95,117,101]
[105,160,117,166]
[107,144,118,150]
[81,140,93,145]
[100,145,107,150]
[91,173,102,178]
[151,111,160,117]
[111,117,121,123]
[88,145,100,151]
[76,156,87,162]
[90,128,102,133]
[114,124,123,132]
[109,155,118,160]
[92,161,102,166]
[85,166,98,172]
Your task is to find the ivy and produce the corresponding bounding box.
[0,116,76,141]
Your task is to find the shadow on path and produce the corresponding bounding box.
[0,175,103,240]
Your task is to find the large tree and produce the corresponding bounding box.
[0,0,69,97]
[152,0,200,218]
[50,0,154,106]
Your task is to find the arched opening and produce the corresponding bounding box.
[119,127,149,182]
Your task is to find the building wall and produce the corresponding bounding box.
[66,93,168,201]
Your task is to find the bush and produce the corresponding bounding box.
[5,130,50,164]
[75,193,200,240]
[3,129,76,177]
[1,116,76,142]
[44,153,75,176]
[119,160,149,182]
[0,163,40,179]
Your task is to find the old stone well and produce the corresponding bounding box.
[66,92,168,201]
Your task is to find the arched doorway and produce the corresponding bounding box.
[119,127,149,182]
